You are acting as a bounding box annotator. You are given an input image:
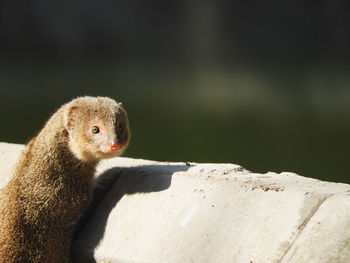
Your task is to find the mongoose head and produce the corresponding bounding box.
[63,96,130,161]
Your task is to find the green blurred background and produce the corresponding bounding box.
[1,1,350,183]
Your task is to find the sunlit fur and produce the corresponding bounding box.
[0,96,130,263]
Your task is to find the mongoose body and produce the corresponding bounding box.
[0,96,130,262]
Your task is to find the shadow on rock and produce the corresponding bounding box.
[71,162,191,262]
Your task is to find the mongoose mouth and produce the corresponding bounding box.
[110,142,122,151]
[101,142,125,158]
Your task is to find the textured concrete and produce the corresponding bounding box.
[0,142,350,263]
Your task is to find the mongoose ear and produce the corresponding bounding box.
[64,105,80,133]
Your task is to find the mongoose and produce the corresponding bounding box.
[0,96,130,263]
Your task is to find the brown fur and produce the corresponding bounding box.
[0,96,130,263]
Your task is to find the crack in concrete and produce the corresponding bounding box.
[276,194,331,263]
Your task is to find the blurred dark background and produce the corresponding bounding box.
[1,0,350,183]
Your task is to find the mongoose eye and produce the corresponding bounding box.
[91,126,100,134]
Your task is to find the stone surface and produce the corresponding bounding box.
[0,142,350,263]
[0,142,24,189]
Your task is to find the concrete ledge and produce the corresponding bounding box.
[0,142,350,263]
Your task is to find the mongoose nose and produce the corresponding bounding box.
[110,142,122,151]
